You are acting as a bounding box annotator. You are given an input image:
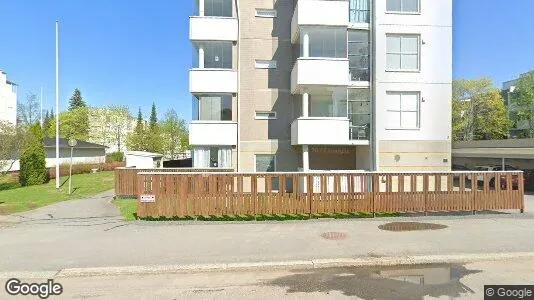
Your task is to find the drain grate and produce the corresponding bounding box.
[378,222,448,232]
[321,232,348,240]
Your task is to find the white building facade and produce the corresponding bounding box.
[0,71,17,125]
[188,0,452,172]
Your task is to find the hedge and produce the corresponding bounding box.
[48,162,125,179]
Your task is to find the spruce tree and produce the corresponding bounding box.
[149,102,158,129]
[68,88,87,110]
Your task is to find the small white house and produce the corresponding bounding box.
[125,151,164,168]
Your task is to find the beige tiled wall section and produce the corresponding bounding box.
[378,140,452,172]
[237,0,296,171]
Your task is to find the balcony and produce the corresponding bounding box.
[189,69,237,94]
[189,121,237,146]
[291,58,350,94]
[189,16,238,42]
[291,0,349,43]
[291,117,351,145]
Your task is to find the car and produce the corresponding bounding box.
[452,164,470,171]
[473,165,522,190]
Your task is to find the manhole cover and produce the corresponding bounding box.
[378,222,448,232]
[321,232,348,240]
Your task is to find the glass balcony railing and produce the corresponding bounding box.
[349,9,370,23]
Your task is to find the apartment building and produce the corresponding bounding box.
[189,0,452,172]
[0,70,17,125]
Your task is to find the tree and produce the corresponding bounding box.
[46,107,90,140]
[0,122,25,174]
[160,109,189,159]
[88,106,133,152]
[510,71,534,137]
[19,124,48,186]
[68,88,87,110]
[452,78,511,141]
[145,103,163,153]
[17,93,40,126]
[126,108,148,151]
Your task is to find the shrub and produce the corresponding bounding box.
[48,162,125,179]
[106,151,124,163]
[19,124,49,186]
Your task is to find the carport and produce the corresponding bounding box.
[453,139,534,171]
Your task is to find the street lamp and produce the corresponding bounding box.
[68,138,77,195]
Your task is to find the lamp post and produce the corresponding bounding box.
[68,138,77,195]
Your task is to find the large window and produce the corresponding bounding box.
[193,147,232,168]
[386,92,420,129]
[203,0,232,17]
[195,95,232,121]
[301,27,347,58]
[200,41,232,69]
[308,88,347,118]
[348,30,370,81]
[349,0,370,23]
[386,34,420,71]
[348,89,371,140]
[386,0,420,13]
[255,155,276,172]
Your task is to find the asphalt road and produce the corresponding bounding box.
[2,258,533,299]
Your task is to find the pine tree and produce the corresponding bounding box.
[126,108,147,151]
[68,88,87,110]
[19,124,48,186]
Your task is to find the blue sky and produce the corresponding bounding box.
[0,0,533,121]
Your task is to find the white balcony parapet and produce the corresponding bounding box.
[189,16,238,42]
[291,0,349,43]
[291,117,351,145]
[291,58,350,94]
[189,69,237,94]
[189,121,237,146]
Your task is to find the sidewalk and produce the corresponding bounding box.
[0,194,533,274]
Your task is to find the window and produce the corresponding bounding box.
[386,0,420,13]
[301,27,347,58]
[255,60,277,69]
[386,34,420,71]
[200,41,232,69]
[196,94,232,121]
[349,0,370,23]
[193,147,232,168]
[255,111,277,120]
[386,92,420,129]
[348,89,371,140]
[203,0,232,17]
[255,8,277,18]
[348,30,370,81]
[308,87,347,118]
[255,155,276,172]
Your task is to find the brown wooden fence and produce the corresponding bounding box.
[114,168,233,197]
[132,171,525,218]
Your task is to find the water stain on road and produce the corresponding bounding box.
[267,264,480,299]
[378,222,448,232]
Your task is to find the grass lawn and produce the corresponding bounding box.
[112,198,137,221]
[0,171,115,215]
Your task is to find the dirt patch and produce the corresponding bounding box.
[378,222,448,232]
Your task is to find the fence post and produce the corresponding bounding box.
[372,174,377,218]
[423,174,436,216]
[307,174,313,218]
[520,172,525,214]
[471,173,478,215]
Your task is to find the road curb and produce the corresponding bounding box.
[44,252,534,278]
